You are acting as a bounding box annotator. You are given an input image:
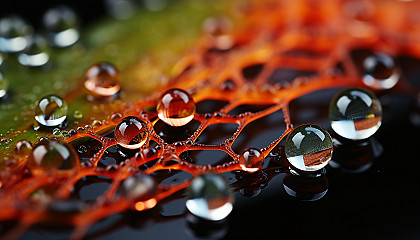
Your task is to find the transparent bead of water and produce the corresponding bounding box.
[329,88,382,140]
[0,15,32,53]
[0,71,9,99]
[285,124,333,172]
[84,62,120,97]
[121,173,156,201]
[35,94,68,127]
[114,116,149,149]
[43,5,79,47]
[18,33,49,67]
[27,140,79,176]
[186,173,233,221]
[239,147,264,173]
[157,88,196,127]
[362,52,399,90]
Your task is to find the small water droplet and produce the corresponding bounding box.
[34,94,68,127]
[285,124,333,172]
[186,173,233,221]
[84,62,120,98]
[157,88,196,127]
[329,88,382,140]
[121,173,156,201]
[73,110,83,119]
[362,52,399,90]
[14,140,32,155]
[43,5,79,47]
[0,15,32,53]
[17,33,49,67]
[239,147,264,173]
[114,116,149,149]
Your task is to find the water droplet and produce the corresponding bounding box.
[0,15,32,53]
[27,140,79,175]
[238,147,264,173]
[202,16,234,50]
[14,140,32,155]
[43,5,79,47]
[285,124,333,172]
[35,94,68,127]
[114,116,149,149]
[73,110,83,119]
[329,88,382,140]
[109,112,123,123]
[186,173,233,221]
[362,52,399,90]
[84,62,120,97]
[0,71,9,99]
[157,88,196,127]
[52,128,62,136]
[17,33,49,67]
[121,173,156,201]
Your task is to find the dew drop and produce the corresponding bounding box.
[73,110,83,119]
[84,62,120,97]
[43,5,79,47]
[114,116,149,149]
[157,88,196,127]
[0,71,9,99]
[285,124,333,172]
[14,140,32,155]
[362,52,399,90]
[329,88,382,140]
[120,173,156,201]
[0,15,32,53]
[17,33,49,67]
[34,94,68,127]
[186,173,233,221]
[27,140,79,175]
[238,147,264,173]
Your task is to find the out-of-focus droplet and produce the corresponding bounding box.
[14,140,32,155]
[73,110,83,119]
[105,0,137,19]
[157,88,196,127]
[27,140,79,175]
[362,52,399,90]
[84,62,120,98]
[285,124,333,172]
[18,34,49,67]
[202,16,234,50]
[121,173,157,211]
[43,6,79,47]
[0,15,32,53]
[114,116,149,149]
[238,147,264,173]
[186,173,233,221]
[35,94,68,127]
[0,72,9,99]
[329,88,382,140]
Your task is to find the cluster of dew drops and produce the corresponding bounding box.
[0,3,402,223]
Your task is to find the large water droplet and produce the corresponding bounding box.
[186,173,233,221]
[329,88,382,140]
[43,6,79,47]
[84,62,120,97]
[114,116,149,149]
[362,52,399,90]
[157,88,196,127]
[285,124,333,172]
[35,94,68,127]
[0,15,32,53]
[27,140,79,175]
[17,33,49,67]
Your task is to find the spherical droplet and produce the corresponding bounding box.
[157,88,196,127]
[114,116,149,149]
[18,33,49,67]
[329,88,382,140]
[27,140,79,175]
[186,173,233,221]
[0,71,9,99]
[35,94,68,127]
[0,15,32,53]
[238,147,264,173]
[285,124,333,172]
[14,140,32,155]
[121,173,156,201]
[84,62,120,97]
[362,52,399,90]
[43,5,79,47]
